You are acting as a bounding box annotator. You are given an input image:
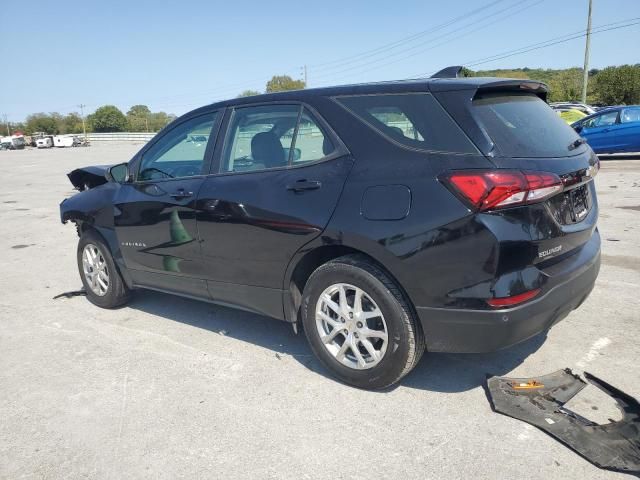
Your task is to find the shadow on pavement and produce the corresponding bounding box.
[127,289,546,393]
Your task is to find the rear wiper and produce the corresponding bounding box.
[568,138,587,151]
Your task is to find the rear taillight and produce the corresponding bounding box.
[486,288,541,308]
[441,170,563,212]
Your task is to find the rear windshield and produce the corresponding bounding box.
[472,93,583,158]
[335,93,478,154]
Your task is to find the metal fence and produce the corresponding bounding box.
[85,132,156,143]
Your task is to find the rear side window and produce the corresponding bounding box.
[222,105,335,173]
[472,93,582,158]
[621,108,640,123]
[335,93,477,153]
[620,108,640,123]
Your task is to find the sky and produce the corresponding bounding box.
[1,0,639,122]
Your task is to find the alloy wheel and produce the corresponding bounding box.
[315,283,388,370]
[82,243,110,296]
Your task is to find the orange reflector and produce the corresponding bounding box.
[511,381,544,390]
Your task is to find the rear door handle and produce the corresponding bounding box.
[169,189,193,199]
[286,179,322,192]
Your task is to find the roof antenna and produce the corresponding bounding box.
[430,66,464,79]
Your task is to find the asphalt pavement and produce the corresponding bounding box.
[1,144,639,479]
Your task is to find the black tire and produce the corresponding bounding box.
[77,229,131,308]
[301,254,425,390]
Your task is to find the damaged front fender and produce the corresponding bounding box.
[60,181,118,226]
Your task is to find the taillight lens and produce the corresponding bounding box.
[441,170,563,211]
[487,288,541,308]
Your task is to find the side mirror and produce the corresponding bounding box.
[284,147,302,162]
[106,163,130,183]
[573,125,583,134]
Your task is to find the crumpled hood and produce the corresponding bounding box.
[67,165,112,191]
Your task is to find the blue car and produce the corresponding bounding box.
[572,106,640,154]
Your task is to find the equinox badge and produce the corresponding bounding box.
[539,245,562,258]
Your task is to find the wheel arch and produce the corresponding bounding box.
[283,243,417,327]
[78,223,134,289]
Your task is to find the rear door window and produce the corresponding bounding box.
[472,93,583,158]
[335,93,477,153]
[621,108,640,124]
[221,105,336,173]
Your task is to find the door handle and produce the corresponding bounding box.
[169,189,193,199]
[286,180,322,192]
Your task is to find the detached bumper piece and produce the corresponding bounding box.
[486,369,640,477]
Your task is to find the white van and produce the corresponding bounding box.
[53,135,75,147]
[36,137,53,148]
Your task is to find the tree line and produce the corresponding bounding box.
[466,64,640,104]
[14,105,177,136]
[10,66,639,135]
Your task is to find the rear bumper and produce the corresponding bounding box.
[417,231,600,353]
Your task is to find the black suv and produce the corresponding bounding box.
[61,71,600,389]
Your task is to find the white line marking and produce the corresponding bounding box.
[576,337,611,369]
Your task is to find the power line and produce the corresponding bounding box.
[308,0,507,70]
[310,0,546,86]
[128,17,640,112]
[410,17,640,77]
[308,0,534,83]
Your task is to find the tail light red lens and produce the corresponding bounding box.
[442,170,563,211]
[487,288,541,308]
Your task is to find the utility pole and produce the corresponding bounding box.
[78,104,87,140]
[581,0,593,104]
[3,114,9,136]
[301,65,308,86]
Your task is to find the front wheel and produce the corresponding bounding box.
[301,255,425,389]
[77,229,130,308]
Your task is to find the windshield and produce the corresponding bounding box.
[473,93,584,158]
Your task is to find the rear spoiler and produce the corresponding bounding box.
[475,80,548,101]
[429,76,548,101]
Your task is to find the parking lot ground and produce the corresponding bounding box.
[1,145,639,479]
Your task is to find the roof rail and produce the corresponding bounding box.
[430,66,464,79]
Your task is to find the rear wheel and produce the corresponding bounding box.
[77,229,130,308]
[301,255,425,389]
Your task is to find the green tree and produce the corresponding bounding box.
[265,75,305,93]
[547,68,584,102]
[148,111,174,132]
[25,113,58,135]
[127,105,151,131]
[63,113,84,134]
[237,89,261,97]
[592,65,640,105]
[88,105,127,132]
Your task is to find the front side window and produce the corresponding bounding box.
[584,111,619,128]
[138,113,218,181]
[335,93,476,153]
[222,105,335,173]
